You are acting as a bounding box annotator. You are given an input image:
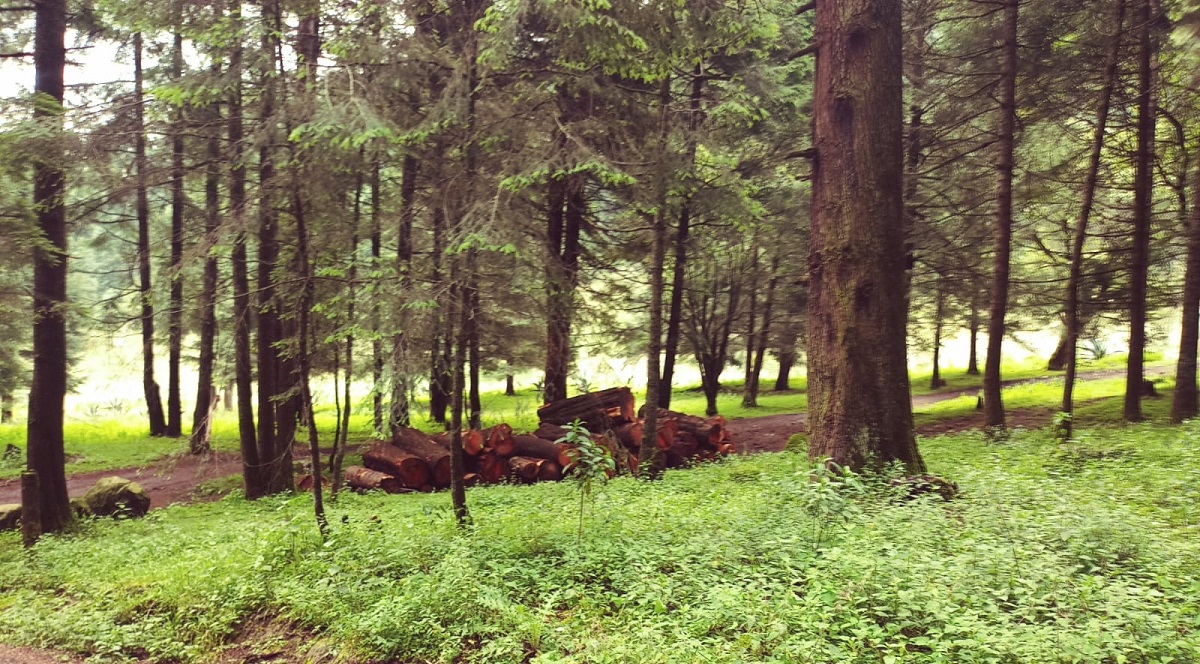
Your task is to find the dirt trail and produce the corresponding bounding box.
[0,451,244,509]
[726,368,1149,454]
[0,645,83,664]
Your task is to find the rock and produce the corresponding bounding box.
[70,497,92,518]
[889,474,958,501]
[83,477,150,518]
[0,503,19,531]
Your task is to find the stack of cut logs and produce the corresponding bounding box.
[343,387,734,493]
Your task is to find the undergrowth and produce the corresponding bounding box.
[2,421,1199,663]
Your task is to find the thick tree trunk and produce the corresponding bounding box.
[1172,153,1200,422]
[190,58,222,455]
[505,374,515,396]
[228,0,259,496]
[983,0,1019,433]
[133,34,167,438]
[543,174,569,403]
[1125,0,1155,423]
[26,0,72,536]
[166,29,185,439]
[806,0,923,471]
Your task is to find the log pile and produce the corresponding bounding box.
[342,389,734,494]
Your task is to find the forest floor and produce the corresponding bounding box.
[0,367,1159,508]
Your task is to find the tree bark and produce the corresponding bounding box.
[228,0,260,497]
[390,154,418,430]
[1124,0,1155,423]
[982,0,1019,433]
[642,77,672,477]
[1172,146,1200,422]
[806,0,923,471]
[1065,0,1125,428]
[966,296,980,375]
[26,0,72,536]
[930,275,944,390]
[774,351,794,391]
[133,34,167,438]
[660,67,704,409]
[190,54,222,455]
[166,28,185,439]
[371,161,384,434]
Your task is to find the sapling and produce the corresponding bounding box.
[557,418,615,542]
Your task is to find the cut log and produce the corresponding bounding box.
[482,425,514,456]
[641,407,724,447]
[511,434,568,462]
[557,444,579,469]
[654,417,680,450]
[476,452,510,484]
[533,421,571,442]
[666,432,700,468]
[296,474,331,491]
[538,387,636,429]
[463,472,480,488]
[392,427,452,488]
[431,429,486,456]
[362,441,431,489]
[537,459,562,482]
[613,421,644,449]
[343,466,408,494]
[509,455,548,483]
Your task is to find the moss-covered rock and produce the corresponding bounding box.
[83,477,150,518]
[0,503,19,531]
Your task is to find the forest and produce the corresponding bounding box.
[1,0,1200,661]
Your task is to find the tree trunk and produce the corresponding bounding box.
[1124,0,1155,423]
[1,392,12,423]
[133,33,167,438]
[542,173,569,404]
[190,54,222,455]
[660,68,703,409]
[806,0,923,471]
[745,256,778,407]
[371,161,384,434]
[1172,151,1200,422]
[741,251,759,407]
[228,0,260,497]
[391,154,418,430]
[430,205,450,425]
[983,0,1019,433]
[505,373,515,396]
[166,28,185,439]
[332,170,364,497]
[26,0,72,536]
[774,352,794,391]
[930,276,944,390]
[642,77,671,477]
[966,297,980,375]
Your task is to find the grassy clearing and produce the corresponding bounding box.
[1,421,1199,663]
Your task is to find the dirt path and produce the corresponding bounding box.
[726,368,1148,454]
[0,645,83,664]
[0,451,244,509]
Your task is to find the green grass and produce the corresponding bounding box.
[2,420,1199,662]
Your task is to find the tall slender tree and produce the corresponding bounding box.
[1124,0,1155,423]
[25,0,72,536]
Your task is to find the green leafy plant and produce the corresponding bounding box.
[557,418,614,542]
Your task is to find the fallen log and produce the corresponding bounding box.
[533,421,571,442]
[654,417,680,451]
[613,421,644,450]
[511,434,571,463]
[296,474,331,491]
[509,455,549,483]
[476,452,510,484]
[538,387,636,429]
[343,466,409,494]
[537,459,563,482]
[362,441,431,489]
[392,427,452,488]
[641,407,724,447]
[432,429,486,457]
[482,425,514,456]
[666,432,700,468]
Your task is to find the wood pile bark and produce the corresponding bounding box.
[345,389,733,495]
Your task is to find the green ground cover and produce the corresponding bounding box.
[1,418,1198,663]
